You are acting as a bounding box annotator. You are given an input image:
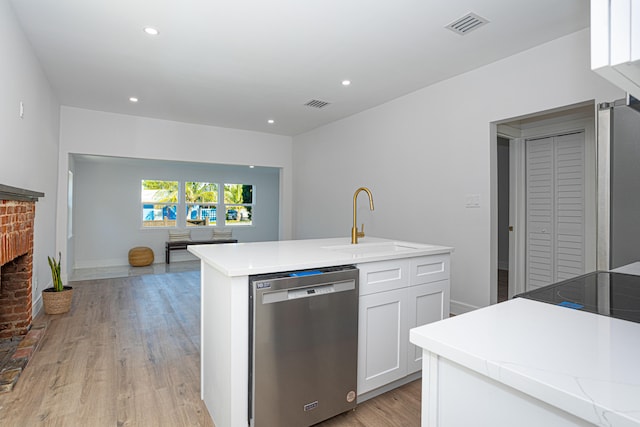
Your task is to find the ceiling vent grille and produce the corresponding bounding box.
[304,99,331,109]
[445,13,489,35]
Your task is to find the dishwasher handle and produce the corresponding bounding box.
[261,279,355,305]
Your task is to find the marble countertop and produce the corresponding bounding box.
[611,262,640,276]
[410,297,640,426]
[188,236,453,276]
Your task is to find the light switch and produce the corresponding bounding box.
[465,194,481,208]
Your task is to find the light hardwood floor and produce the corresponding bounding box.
[0,271,421,426]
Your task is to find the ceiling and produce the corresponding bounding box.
[10,0,589,136]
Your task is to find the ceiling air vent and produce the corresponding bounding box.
[445,13,489,35]
[304,99,331,109]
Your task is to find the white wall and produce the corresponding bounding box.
[292,29,624,313]
[58,107,293,277]
[0,0,60,315]
[73,157,280,268]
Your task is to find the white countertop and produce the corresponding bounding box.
[188,236,453,276]
[611,262,640,276]
[410,298,640,426]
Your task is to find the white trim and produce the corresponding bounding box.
[450,299,478,315]
[497,124,522,139]
[356,371,421,404]
[32,292,43,318]
[519,117,594,139]
[597,105,611,270]
[490,124,498,305]
[509,138,526,297]
[67,170,73,239]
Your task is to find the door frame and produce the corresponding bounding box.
[493,114,596,301]
[596,103,612,270]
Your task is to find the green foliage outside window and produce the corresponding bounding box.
[225,184,253,224]
[141,180,179,202]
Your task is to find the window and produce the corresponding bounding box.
[224,183,253,226]
[140,180,254,228]
[185,182,218,227]
[141,180,178,227]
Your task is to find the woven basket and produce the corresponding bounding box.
[128,247,154,267]
[42,287,73,315]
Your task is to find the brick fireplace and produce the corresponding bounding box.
[0,185,44,341]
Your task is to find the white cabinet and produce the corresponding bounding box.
[357,255,450,395]
[591,0,640,99]
[406,279,449,373]
[359,258,410,295]
[358,288,408,392]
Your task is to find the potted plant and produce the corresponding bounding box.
[42,252,73,315]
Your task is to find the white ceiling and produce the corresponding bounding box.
[10,0,589,136]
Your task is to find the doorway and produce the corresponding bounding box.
[497,137,510,302]
[493,102,596,303]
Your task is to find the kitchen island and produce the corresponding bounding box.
[188,237,453,427]
[409,297,640,426]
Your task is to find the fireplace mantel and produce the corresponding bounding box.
[0,184,44,202]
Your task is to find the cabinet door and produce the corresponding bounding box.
[525,133,586,290]
[407,280,449,374]
[358,288,407,394]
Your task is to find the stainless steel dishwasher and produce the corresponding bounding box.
[249,265,359,427]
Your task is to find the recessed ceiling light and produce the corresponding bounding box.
[342,80,351,86]
[267,119,275,124]
[143,27,159,36]
[129,97,139,103]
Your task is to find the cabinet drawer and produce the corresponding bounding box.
[410,254,450,286]
[358,259,410,296]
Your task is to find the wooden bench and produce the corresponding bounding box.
[165,239,237,264]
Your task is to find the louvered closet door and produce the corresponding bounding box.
[525,132,585,291]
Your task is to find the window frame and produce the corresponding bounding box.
[139,180,256,229]
[222,183,254,227]
[141,179,179,228]
[185,181,219,227]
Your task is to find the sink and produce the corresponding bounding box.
[322,241,432,256]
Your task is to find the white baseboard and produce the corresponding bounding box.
[32,292,43,318]
[74,257,130,269]
[74,252,198,269]
[357,371,422,404]
[450,299,479,316]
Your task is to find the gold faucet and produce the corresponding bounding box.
[352,187,374,244]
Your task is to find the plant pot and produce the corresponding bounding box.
[42,286,74,315]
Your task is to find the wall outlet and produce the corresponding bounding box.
[19,101,24,119]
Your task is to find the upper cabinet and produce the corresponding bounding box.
[591,0,640,98]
